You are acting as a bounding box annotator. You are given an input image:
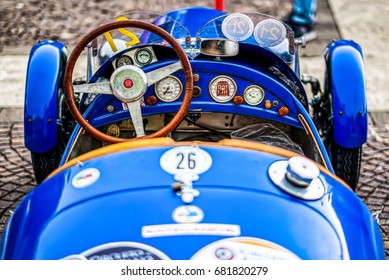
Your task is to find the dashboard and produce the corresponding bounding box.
[86,44,305,132]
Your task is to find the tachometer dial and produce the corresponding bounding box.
[155,76,182,102]
[115,55,133,68]
[135,48,153,65]
[243,85,265,105]
[209,76,237,103]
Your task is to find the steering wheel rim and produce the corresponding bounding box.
[64,20,193,143]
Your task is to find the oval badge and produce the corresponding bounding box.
[62,241,170,260]
[72,168,100,188]
[160,146,212,176]
[191,237,300,260]
[173,205,204,223]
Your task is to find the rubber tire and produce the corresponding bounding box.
[31,148,60,184]
[331,144,362,190]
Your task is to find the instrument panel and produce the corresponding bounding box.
[112,48,290,117]
[153,74,269,107]
[111,48,285,115]
[149,72,290,117]
[112,46,157,69]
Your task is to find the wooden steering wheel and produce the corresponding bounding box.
[63,20,193,143]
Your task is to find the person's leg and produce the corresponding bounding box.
[288,0,318,41]
[290,0,317,27]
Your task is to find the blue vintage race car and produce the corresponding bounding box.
[0,5,385,260]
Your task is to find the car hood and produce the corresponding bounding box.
[1,141,384,259]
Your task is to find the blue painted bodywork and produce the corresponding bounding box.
[325,40,367,148]
[24,40,67,153]
[3,7,384,260]
[1,145,385,259]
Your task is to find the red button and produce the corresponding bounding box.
[123,79,133,89]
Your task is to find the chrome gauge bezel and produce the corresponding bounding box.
[243,85,265,105]
[154,75,183,102]
[135,48,153,66]
[208,75,237,103]
[115,55,134,68]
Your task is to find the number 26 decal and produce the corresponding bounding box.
[176,152,196,170]
[160,146,213,175]
[102,16,140,52]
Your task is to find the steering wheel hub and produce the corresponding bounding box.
[64,19,193,143]
[110,65,148,102]
[123,78,133,89]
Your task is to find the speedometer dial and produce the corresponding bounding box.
[155,76,182,102]
[209,76,237,103]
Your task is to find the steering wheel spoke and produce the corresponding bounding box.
[64,20,193,143]
[73,82,112,95]
[147,61,182,86]
[126,100,145,137]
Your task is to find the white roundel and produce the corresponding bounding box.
[254,19,287,47]
[172,205,204,223]
[222,13,254,41]
[191,237,300,260]
[160,146,212,176]
[72,168,100,188]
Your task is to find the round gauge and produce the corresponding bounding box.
[243,85,265,105]
[115,55,133,68]
[135,48,153,65]
[209,76,237,103]
[155,75,182,102]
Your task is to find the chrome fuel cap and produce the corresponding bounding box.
[285,156,320,187]
[268,156,325,200]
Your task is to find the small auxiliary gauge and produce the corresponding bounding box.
[243,85,265,105]
[115,55,133,68]
[135,48,153,65]
[155,76,182,102]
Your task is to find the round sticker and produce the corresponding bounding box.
[173,205,204,223]
[191,237,300,260]
[72,168,100,188]
[160,146,212,176]
[254,19,287,47]
[63,242,171,260]
[222,13,254,41]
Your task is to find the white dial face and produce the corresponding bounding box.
[209,76,237,103]
[155,76,182,102]
[243,85,265,105]
[135,48,153,65]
